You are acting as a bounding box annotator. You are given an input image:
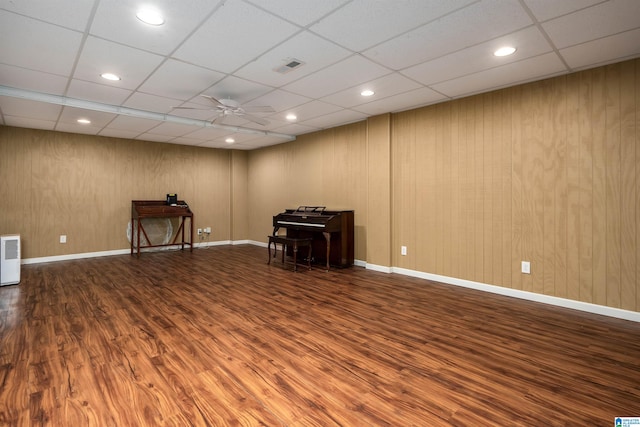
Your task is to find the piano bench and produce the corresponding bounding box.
[267,236,312,272]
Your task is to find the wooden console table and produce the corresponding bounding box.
[131,200,193,257]
[267,235,312,272]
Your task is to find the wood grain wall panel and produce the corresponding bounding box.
[366,114,392,267]
[510,86,524,291]
[231,151,249,241]
[0,127,32,242]
[565,73,582,302]
[448,102,461,280]
[591,67,608,307]
[620,60,637,311]
[390,58,638,312]
[392,111,417,269]
[414,106,436,274]
[0,127,232,258]
[605,64,622,308]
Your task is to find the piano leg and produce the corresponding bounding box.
[323,231,331,271]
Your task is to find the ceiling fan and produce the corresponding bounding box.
[172,95,275,126]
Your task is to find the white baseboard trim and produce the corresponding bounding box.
[386,266,640,323]
[23,248,131,264]
[21,243,638,323]
[23,241,230,264]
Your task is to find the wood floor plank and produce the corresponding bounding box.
[0,245,639,426]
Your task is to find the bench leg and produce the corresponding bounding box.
[293,243,298,272]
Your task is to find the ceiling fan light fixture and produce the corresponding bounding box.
[494,46,516,57]
[136,9,165,25]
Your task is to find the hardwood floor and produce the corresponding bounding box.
[1,245,639,426]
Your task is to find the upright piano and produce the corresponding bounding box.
[273,206,354,269]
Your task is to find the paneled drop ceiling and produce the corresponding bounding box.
[1,0,639,150]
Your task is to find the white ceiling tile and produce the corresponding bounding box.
[271,122,320,135]
[182,127,232,140]
[234,31,352,87]
[204,76,274,105]
[2,116,56,131]
[173,1,299,73]
[431,52,566,98]
[57,106,116,127]
[523,0,603,22]
[146,122,196,137]
[90,0,223,55]
[55,122,102,135]
[354,88,447,115]
[244,90,311,113]
[0,0,95,31]
[285,100,343,122]
[299,109,367,129]
[0,11,83,75]
[123,93,182,113]
[138,59,225,101]
[73,36,165,90]
[66,79,132,105]
[560,28,640,70]
[542,0,640,49]
[0,64,68,95]
[321,73,422,108]
[108,116,159,133]
[401,26,554,86]
[311,0,475,52]
[245,0,349,26]
[282,55,390,98]
[135,133,173,142]
[363,0,533,70]
[98,128,141,140]
[0,97,61,121]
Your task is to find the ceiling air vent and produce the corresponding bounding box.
[274,58,305,74]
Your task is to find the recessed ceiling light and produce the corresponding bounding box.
[136,9,164,25]
[494,46,516,57]
[361,89,375,97]
[100,73,121,81]
[286,113,297,121]
[77,118,91,124]
[225,137,235,144]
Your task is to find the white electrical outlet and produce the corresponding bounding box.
[205,227,211,234]
[521,261,531,274]
[197,228,202,235]
[60,235,67,244]
[401,246,407,256]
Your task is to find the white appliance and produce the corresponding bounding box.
[0,234,20,286]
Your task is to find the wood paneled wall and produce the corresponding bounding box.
[392,59,639,311]
[0,127,233,258]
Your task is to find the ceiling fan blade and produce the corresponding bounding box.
[212,113,227,125]
[242,105,275,113]
[171,106,212,110]
[200,94,224,107]
[242,114,270,126]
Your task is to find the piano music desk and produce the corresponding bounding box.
[267,236,312,272]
